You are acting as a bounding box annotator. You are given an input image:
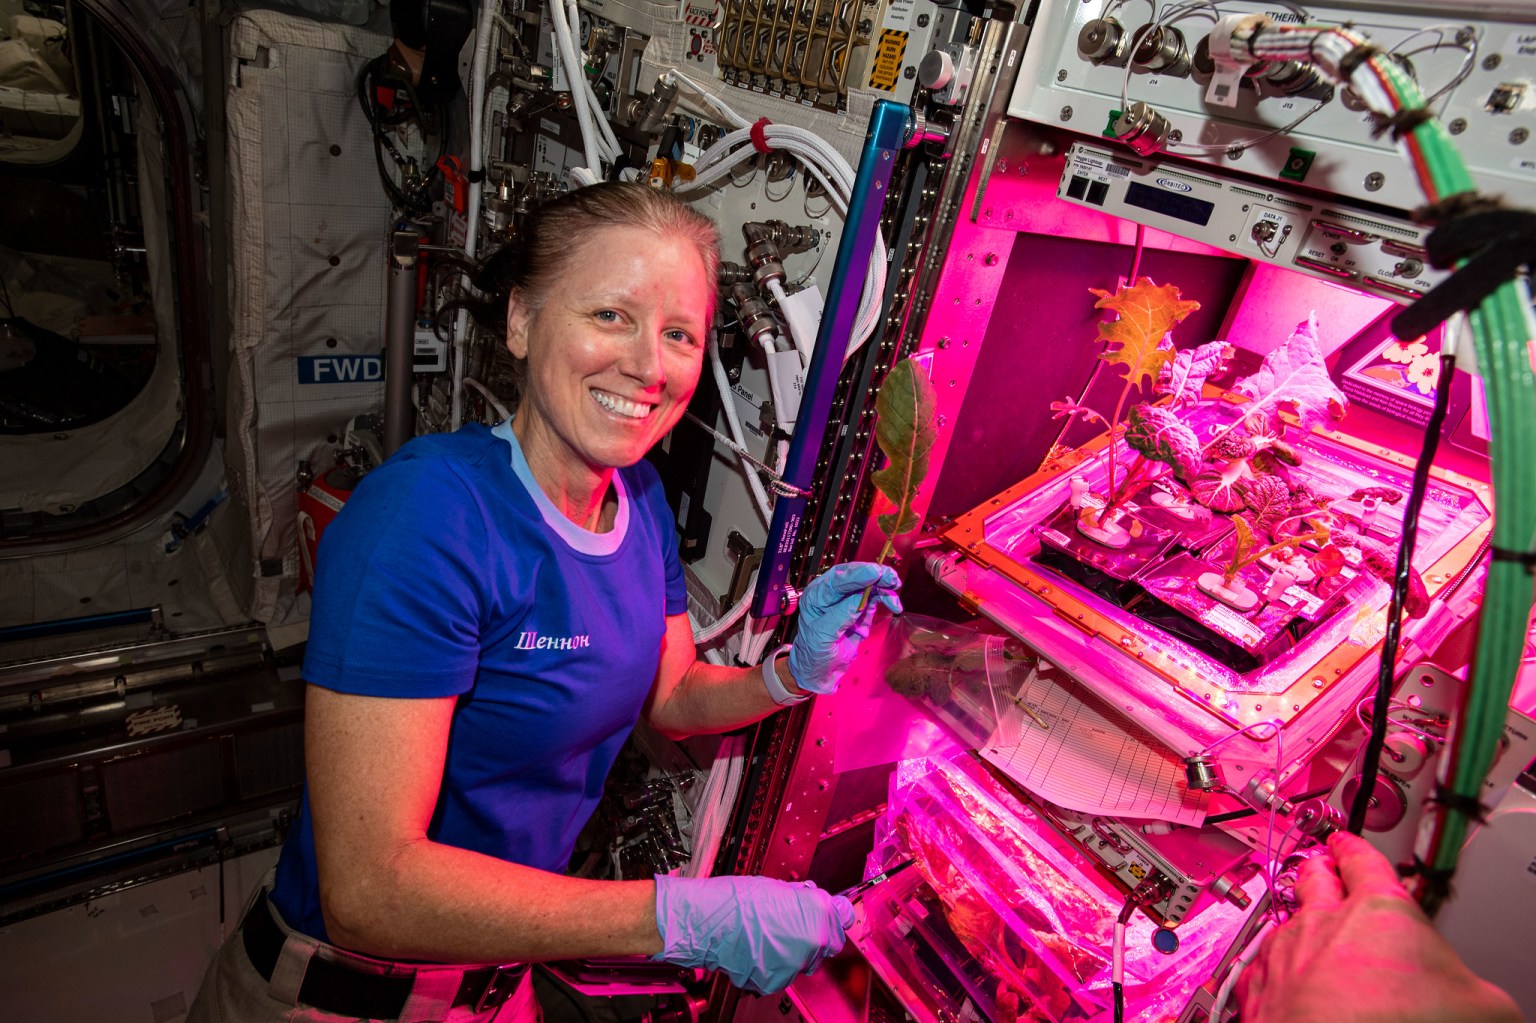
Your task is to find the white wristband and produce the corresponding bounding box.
[761,644,808,706]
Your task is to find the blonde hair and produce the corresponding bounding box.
[477,183,721,325]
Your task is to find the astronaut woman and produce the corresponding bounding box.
[188,182,902,1022]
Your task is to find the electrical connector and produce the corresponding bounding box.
[1207,13,1272,68]
[1203,14,1272,108]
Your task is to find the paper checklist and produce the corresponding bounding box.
[977,661,1210,826]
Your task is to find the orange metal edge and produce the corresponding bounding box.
[938,399,1494,734]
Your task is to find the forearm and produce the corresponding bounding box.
[320,841,662,963]
[646,653,803,739]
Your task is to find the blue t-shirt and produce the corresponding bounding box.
[269,421,686,944]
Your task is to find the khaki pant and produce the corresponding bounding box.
[187,886,538,1023]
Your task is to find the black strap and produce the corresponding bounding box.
[1370,107,1434,142]
[1491,545,1536,573]
[241,895,521,1019]
[1391,197,1536,340]
[1403,853,1458,885]
[1337,41,1383,79]
[1428,784,1492,824]
[243,896,413,1018]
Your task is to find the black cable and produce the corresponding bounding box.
[354,55,448,215]
[1347,352,1457,833]
[1113,891,1141,1023]
[0,273,13,317]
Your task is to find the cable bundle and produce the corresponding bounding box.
[667,79,889,359]
[1231,15,1536,914]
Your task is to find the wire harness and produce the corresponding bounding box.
[1227,12,1536,916]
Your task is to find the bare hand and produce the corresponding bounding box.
[1235,832,1523,1023]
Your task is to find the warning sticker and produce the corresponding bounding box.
[868,29,908,92]
[126,705,183,737]
[683,1,717,26]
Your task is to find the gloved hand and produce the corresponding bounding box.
[786,562,902,695]
[652,874,855,994]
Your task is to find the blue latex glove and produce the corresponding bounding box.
[786,562,902,695]
[652,874,855,994]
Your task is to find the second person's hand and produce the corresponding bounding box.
[1236,832,1522,1023]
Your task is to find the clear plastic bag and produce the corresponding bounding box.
[864,754,1254,1022]
[881,612,1038,749]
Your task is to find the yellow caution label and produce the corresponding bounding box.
[867,29,908,92]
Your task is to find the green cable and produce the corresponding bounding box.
[1250,22,1536,906]
[1365,56,1536,908]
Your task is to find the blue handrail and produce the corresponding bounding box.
[751,100,911,618]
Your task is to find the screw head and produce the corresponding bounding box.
[1057,69,1069,82]
[1061,105,1074,121]
[1483,53,1502,71]
[1364,172,1385,192]
[1511,127,1529,145]
[1448,117,1467,135]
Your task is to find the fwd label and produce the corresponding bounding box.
[297,355,383,384]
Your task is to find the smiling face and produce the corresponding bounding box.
[506,224,712,496]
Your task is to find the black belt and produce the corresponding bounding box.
[242,894,528,1018]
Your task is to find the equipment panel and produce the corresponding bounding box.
[1056,141,1448,300]
[1010,1,1536,212]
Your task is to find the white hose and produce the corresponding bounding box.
[462,376,510,421]
[1209,919,1275,1021]
[450,0,501,431]
[757,332,790,423]
[692,569,756,643]
[709,335,773,523]
[676,123,886,358]
[570,0,621,161]
[693,599,748,643]
[765,280,804,363]
[547,0,601,178]
[738,613,777,664]
[464,4,495,257]
[684,732,747,877]
[587,85,621,160]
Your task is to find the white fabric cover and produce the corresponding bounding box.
[4,15,72,86]
[223,9,399,624]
